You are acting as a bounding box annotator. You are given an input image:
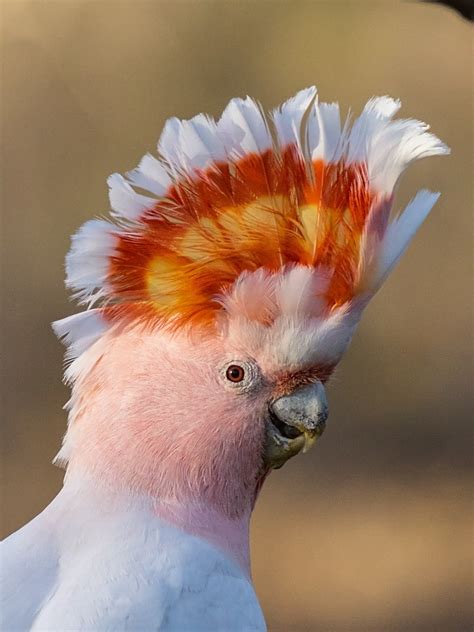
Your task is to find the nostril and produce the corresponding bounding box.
[268,409,303,440]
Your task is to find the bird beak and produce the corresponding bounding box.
[264,381,328,469]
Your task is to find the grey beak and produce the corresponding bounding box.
[264,381,329,469]
[269,381,328,439]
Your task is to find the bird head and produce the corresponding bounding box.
[53,87,448,519]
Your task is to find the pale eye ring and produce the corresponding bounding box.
[220,360,260,392]
[226,364,245,383]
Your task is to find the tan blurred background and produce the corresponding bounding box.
[1,1,472,630]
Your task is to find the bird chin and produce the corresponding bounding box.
[263,419,326,470]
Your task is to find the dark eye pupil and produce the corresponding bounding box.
[226,365,245,382]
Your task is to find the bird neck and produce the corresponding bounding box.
[61,468,254,577]
[154,499,253,577]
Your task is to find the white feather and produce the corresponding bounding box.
[365,95,402,120]
[367,119,449,192]
[217,97,272,157]
[0,481,266,632]
[52,309,109,360]
[271,313,357,368]
[65,219,118,305]
[126,153,171,197]
[107,173,155,222]
[346,96,401,164]
[373,190,440,289]
[310,101,343,162]
[272,86,317,151]
[158,113,227,171]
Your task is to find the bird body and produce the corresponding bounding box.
[1,478,265,631]
[1,86,448,630]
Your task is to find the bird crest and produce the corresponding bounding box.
[61,87,448,342]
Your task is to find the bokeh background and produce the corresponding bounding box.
[1,1,472,630]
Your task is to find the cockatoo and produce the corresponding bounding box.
[1,86,448,631]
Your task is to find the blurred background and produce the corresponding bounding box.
[1,1,472,630]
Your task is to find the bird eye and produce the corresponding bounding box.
[226,364,245,383]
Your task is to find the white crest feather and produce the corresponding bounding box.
[52,309,109,361]
[367,118,449,192]
[107,173,156,222]
[217,97,272,157]
[310,101,343,162]
[373,190,440,289]
[346,96,401,164]
[126,153,171,197]
[65,219,118,305]
[272,86,317,151]
[158,114,226,171]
